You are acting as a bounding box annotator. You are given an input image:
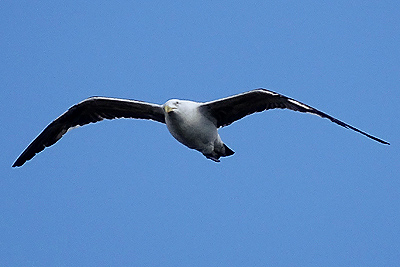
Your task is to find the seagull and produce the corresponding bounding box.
[12,89,389,167]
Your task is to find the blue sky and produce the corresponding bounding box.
[2,1,399,266]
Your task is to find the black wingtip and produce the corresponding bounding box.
[12,160,22,168]
[357,129,390,145]
[12,155,27,168]
[381,139,390,145]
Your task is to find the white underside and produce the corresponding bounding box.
[164,101,223,155]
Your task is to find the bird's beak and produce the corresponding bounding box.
[164,105,176,113]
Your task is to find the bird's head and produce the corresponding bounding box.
[163,99,181,114]
[163,99,200,118]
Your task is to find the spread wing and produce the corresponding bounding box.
[201,89,389,145]
[13,97,165,167]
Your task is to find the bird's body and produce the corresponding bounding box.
[13,89,389,167]
[163,99,233,161]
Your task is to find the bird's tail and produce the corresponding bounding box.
[223,144,235,156]
[203,143,235,162]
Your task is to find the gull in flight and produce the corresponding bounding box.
[13,89,389,167]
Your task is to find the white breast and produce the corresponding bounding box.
[165,100,220,153]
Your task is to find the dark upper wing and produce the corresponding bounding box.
[201,89,389,145]
[13,97,165,167]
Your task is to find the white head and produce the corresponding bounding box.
[163,99,180,114]
[162,99,199,114]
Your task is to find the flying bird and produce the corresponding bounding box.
[12,89,389,167]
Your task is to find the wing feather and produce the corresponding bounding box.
[201,89,389,145]
[13,97,165,167]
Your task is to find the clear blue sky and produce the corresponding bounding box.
[2,1,399,266]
